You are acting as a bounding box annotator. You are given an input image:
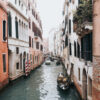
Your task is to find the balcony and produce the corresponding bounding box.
[73,1,92,36]
[32,21,42,40]
[74,22,92,36]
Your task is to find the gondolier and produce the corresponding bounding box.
[57,73,71,90]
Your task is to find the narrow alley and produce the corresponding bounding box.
[0,61,81,100]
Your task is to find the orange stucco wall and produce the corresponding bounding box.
[0,6,8,89]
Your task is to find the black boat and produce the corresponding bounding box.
[56,60,61,65]
[57,73,71,90]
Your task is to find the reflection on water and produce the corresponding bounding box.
[0,61,81,100]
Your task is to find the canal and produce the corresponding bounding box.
[0,61,81,100]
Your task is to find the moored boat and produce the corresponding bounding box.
[57,73,71,90]
[45,59,51,65]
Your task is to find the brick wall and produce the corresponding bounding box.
[92,56,100,100]
[93,0,100,99]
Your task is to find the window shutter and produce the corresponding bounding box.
[29,36,31,47]
[3,21,6,41]
[69,43,72,55]
[15,19,19,39]
[69,19,71,34]
[8,14,12,37]
[77,42,80,58]
[65,36,68,47]
[74,41,76,57]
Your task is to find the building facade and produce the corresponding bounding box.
[28,0,43,70]
[54,28,63,57]
[43,38,49,55]
[7,0,29,80]
[61,0,93,100]
[49,27,63,57]
[0,0,9,90]
[49,28,57,56]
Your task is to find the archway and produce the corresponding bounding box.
[82,69,87,100]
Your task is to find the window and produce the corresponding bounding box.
[32,38,33,48]
[67,64,69,70]
[78,0,83,4]
[29,36,31,47]
[16,47,19,54]
[33,56,34,64]
[26,9,27,14]
[69,43,72,55]
[81,33,92,61]
[28,3,30,10]
[20,54,22,69]
[77,42,80,58]
[15,17,19,39]
[16,62,19,70]
[8,13,12,37]
[27,53,29,62]
[63,43,64,49]
[69,19,71,34]
[19,0,21,6]
[89,0,93,4]
[29,19,31,29]
[35,56,37,61]
[36,42,39,49]
[30,54,32,66]
[74,41,76,57]
[15,0,17,4]
[30,54,32,60]
[37,56,38,62]
[65,36,68,47]
[3,20,6,41]
[41,45,43,51]
[3,54,6,72]
[21,4,23,9]
[32,22,34,32]
[78,68,80,81]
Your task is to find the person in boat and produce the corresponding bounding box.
[57,73,69,83]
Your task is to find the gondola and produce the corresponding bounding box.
[57,73,71,90]
[56,60,61,65]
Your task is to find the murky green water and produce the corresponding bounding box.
[0,61,81,100]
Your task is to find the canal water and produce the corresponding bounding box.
[0,61,81,100]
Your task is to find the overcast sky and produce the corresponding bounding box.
[37,0,64,39]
